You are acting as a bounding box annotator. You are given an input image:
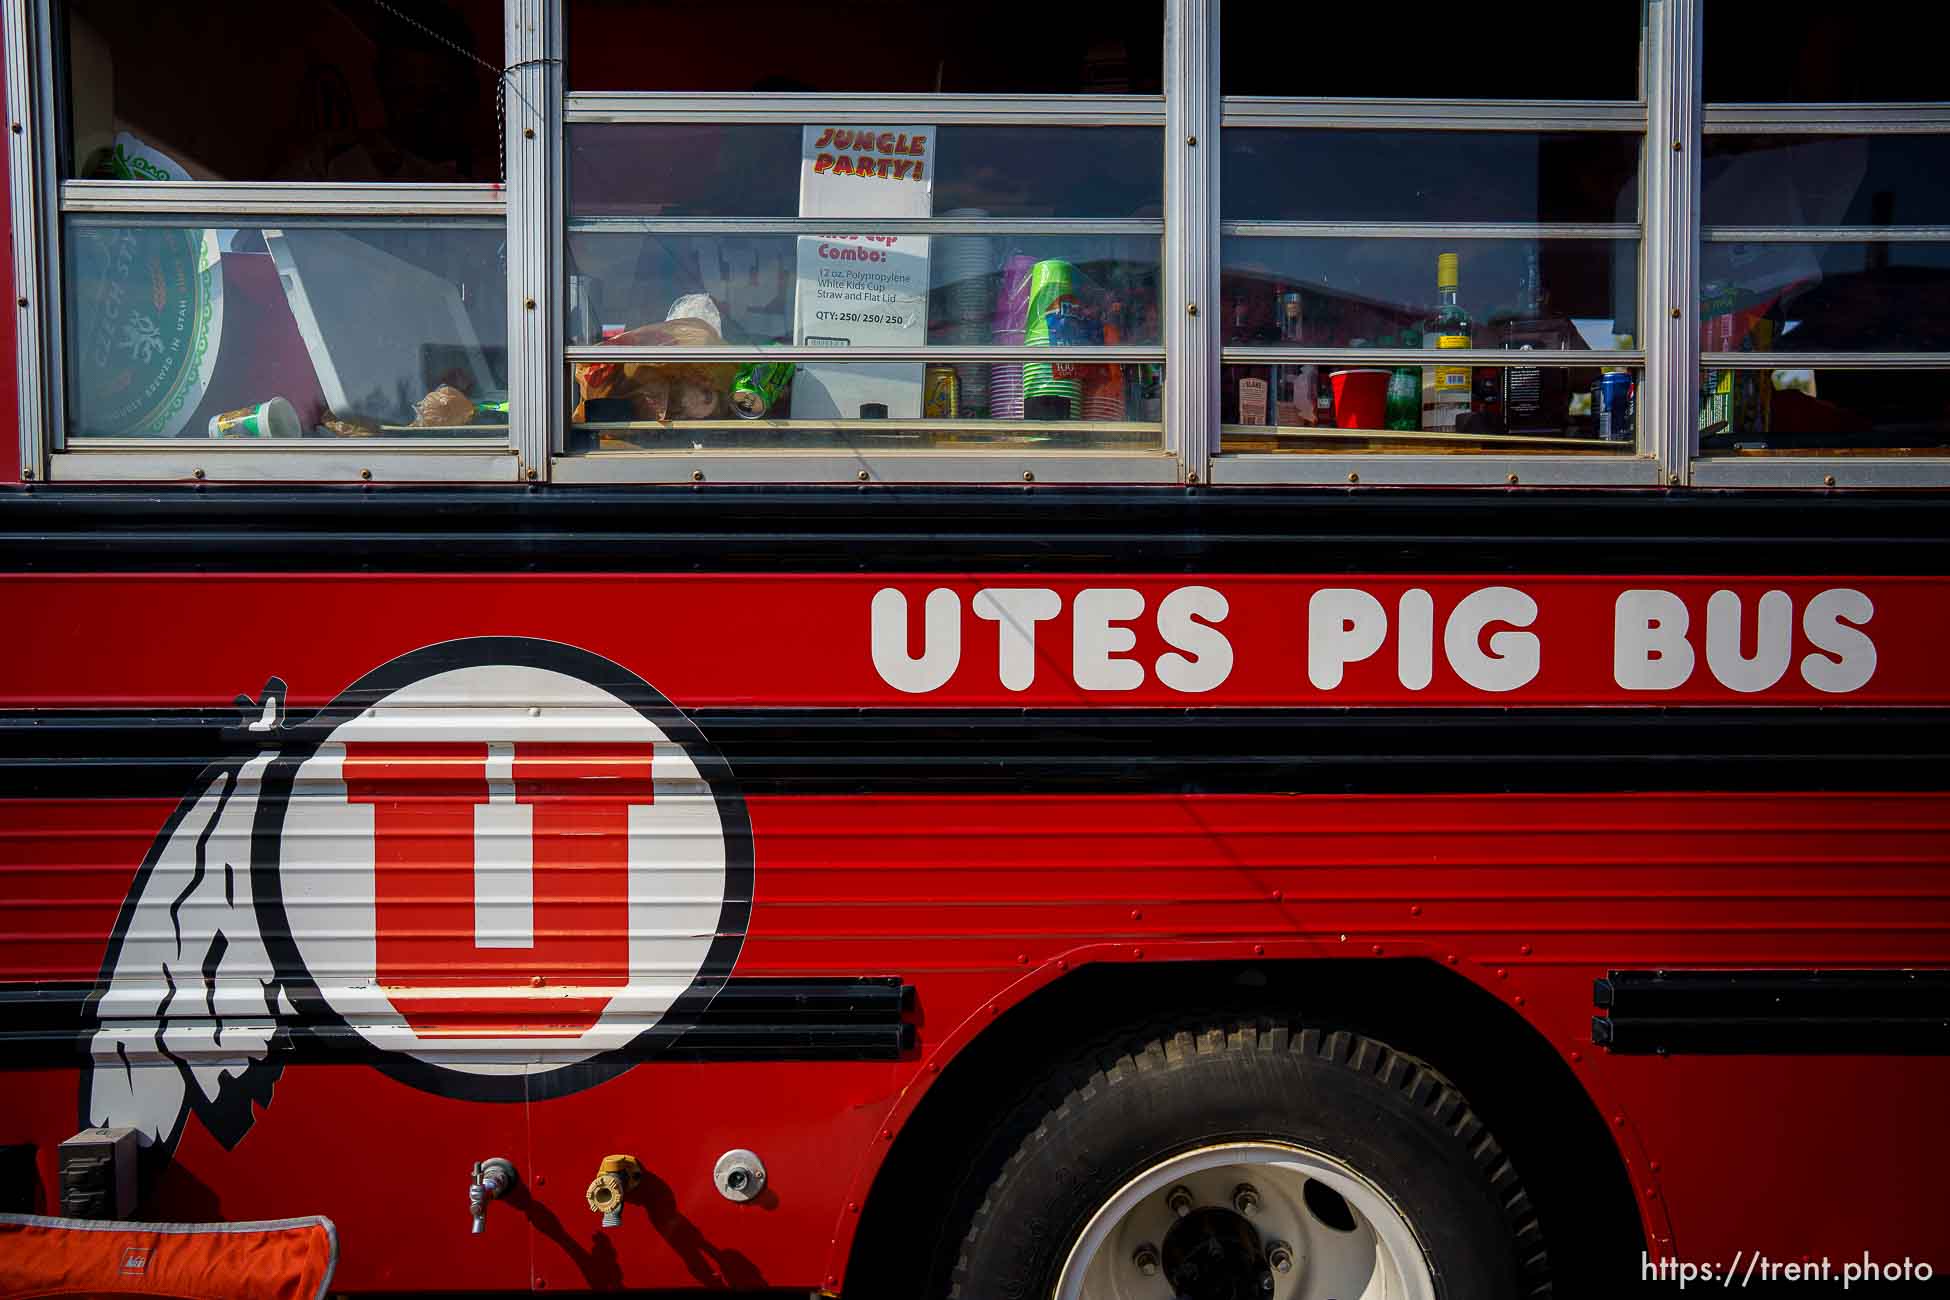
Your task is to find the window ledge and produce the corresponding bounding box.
[47,450,523,484]
[549,450,1182,485]
[1209,454,1664,487]
[1690,458,1950,489]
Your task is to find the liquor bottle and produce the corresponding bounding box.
[1498,245,1574,434]
[1275,287,1317,425]
[1421,252,1473,431]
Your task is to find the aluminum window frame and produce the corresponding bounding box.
[8,0,527,484]
[1206,7,1660,487]
[1691,96,1950,487]
[548,22,1184,484]
[11,0,1949,490]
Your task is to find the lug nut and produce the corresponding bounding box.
[1232,1183,1260,1216]
[1132,1243,1160,1277]
[1166,1185,1194,1218]
[1267,1242,1295,1274]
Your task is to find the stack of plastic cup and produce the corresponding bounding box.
[1079,319,1127,423]
[940,211,995,418]
[1022,259,1082,419]
[989,254,1035,420]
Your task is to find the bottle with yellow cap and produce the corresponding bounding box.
[1421,252,1474,430]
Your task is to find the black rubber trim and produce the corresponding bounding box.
[3,484,1949,572]
[3,707,1946,797]
[1592,970,1950,1054]
[0,977,915,1067]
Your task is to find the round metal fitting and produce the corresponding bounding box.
[1132,1243,1160,1277]
[713,1149,767,1203]
[1267,1241,1295,1273]
[1166,1184,1195,1218]
[1232,1182,1260,1216]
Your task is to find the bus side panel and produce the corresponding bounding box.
[3,785,1946,1289]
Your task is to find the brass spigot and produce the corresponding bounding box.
[586,1154,642,1228]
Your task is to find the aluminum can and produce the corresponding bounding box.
[1596,370,1635,442]
[923,364,959,419]
[729,362,795,419]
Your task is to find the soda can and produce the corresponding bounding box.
[924,364,959,419]
[1597,370,1635,442]
[729,362,795,419]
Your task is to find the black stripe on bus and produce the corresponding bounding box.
[3,485,1949,573]
[1593,970,1950,1055]
[0,978,915,1067]
[1,708,1945,797]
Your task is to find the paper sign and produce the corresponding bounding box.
[793,125,934,421]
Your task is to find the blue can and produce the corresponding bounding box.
[1596,371,1635,442]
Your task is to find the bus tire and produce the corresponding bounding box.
[946,1021,1549,1299]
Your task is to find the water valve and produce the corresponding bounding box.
[469,1158,518,1236]
[586,1154,642,1228]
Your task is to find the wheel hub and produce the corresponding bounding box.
[1160,1204,1273,1299]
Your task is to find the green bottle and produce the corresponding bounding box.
[1384,331,1422,431]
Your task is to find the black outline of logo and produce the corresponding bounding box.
[84,637,753,1133]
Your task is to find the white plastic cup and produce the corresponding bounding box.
[209,396,301,439]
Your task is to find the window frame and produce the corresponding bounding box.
[6,0,530,484]
[1689,99,1950,487]
[7,0,1949,487]
[551,78,1182,484]
[1207,13,1663,486]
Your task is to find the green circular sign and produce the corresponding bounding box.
[68,226,224,437]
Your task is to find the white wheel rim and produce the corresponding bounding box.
[1053,1142,1437,1300]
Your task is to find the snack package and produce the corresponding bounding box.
[572,317,738,422]
[411,384,477,427]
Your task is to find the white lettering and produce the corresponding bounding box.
[1397,589,1435,691]
[870,588,960,694]
[1154,586,1233,693]
[1800,588,1876,694]
[1073,588,1146,691]
[972,588,1062,692]
[1704,589,1793,693]
[1614,589,1694,691]
[1443,586,1540,693]
[1307,589,1388,690]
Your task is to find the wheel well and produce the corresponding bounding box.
[845,958,1641,1297]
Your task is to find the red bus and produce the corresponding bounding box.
[3,3,1947,1297]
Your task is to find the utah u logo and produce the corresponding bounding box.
[83,639,752,1157]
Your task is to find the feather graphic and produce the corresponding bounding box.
[81,683,291,1155]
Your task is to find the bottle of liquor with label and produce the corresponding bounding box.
[1274,286,1317,426]
[1498,245,1576,434]
[1421,253,1473,431]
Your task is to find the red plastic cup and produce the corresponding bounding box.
[1329,369,1392,430]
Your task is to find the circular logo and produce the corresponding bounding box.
[255,638,751,1101]
[67,225,223,437]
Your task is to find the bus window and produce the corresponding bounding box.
[566,0,1163,96]
[61,0,504,183]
